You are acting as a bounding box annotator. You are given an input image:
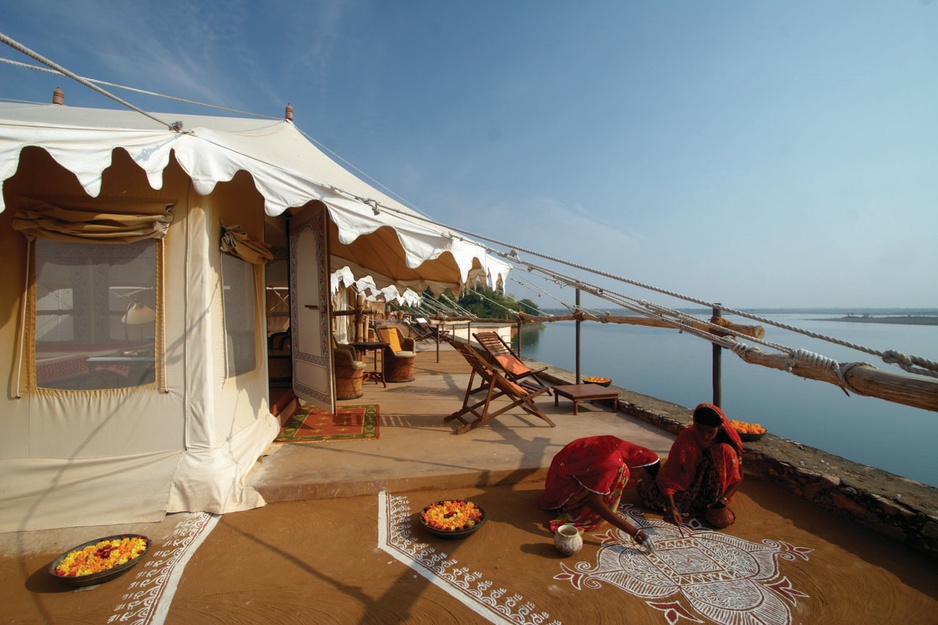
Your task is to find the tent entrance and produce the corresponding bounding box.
[288,202,334,411]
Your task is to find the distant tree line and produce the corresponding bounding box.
[395,286,540,320]
[453,286,540,319]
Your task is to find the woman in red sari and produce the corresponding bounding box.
[638,403,743,524]
[538,435,660,546]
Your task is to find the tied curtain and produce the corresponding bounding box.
[220,224,273,265]
[13,200,173,243]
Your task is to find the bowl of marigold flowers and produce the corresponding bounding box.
[583,376,612,387]
[49,534,150,587]
[730,420,767,442]
[420,499,486,539]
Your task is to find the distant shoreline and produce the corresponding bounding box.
[820,316,938,326]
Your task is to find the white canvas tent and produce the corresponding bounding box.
[0,102,509,532]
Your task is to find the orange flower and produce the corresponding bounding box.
[53,536,148,578]
[421,500,484,532]
[730,419,766,435]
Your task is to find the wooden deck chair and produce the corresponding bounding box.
[404,317,435,343]
[473,331,551,394]
[445,339,555,435]
[414,317,451,342]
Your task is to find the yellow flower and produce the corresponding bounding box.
[53,536,148,578]
[421,500,484,532]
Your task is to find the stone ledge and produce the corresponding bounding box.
[532,360,938,560]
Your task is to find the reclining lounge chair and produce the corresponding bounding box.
[414,317,451,342]
[473,331,551,394]
[403,317,436,343]
[445,339,555,435]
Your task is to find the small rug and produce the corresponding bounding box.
[276,404,379,442]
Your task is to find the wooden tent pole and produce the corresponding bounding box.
[510,310,936,413]
[735,347,938,413]
[712,304,723,407]
[576,289,581,384]
[517,311,765,339]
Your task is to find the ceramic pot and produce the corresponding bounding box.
[554,524,583,556]
[706,502,736,529]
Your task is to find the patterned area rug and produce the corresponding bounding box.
[276,404,379,442]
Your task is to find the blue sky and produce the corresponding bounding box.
[2,1,936,310]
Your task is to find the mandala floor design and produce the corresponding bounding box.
[378,491,561,625]
[554,505,812,625]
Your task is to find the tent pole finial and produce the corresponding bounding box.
[52,86,64,105]
[285,103,294,121]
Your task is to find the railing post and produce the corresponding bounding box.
[516,318,523,357]
[712,304,722,407]
[576,288,580,384]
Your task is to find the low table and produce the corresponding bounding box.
[351,341,388,388]
[552,383,619,415]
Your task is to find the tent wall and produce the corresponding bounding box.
[0,149,277,532]
[165,171,276,514]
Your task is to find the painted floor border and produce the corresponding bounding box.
[377,490,561,625]
[107,511,220,625]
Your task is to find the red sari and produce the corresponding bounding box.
[539,436,658,532]
[639,403,743,515]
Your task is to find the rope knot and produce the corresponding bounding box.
[786,349,839,373]
[882,350,911,367]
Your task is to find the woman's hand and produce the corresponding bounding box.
[664,506,682,525]
[633,528,650,544]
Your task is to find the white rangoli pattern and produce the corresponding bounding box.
[380,492,561,625]
[108,512,219,625]
[554,505,812,625]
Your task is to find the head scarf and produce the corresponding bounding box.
[693,404,724,427]
[691,403,743,452]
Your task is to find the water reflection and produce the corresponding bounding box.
[515,323,545,354]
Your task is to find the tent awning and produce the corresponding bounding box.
[0,103,510,293]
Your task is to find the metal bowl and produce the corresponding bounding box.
[49,534,151,587]
[419,500,486,539]
[583,377,612,387]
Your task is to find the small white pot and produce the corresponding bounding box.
[554,524,583,556]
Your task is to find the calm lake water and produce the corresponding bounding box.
[515,312,938,487]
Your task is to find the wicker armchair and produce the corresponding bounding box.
[333,338,366,399]
[376,326,416,383]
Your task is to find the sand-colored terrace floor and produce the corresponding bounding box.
[3,341,937,624]
[249,341,679,503]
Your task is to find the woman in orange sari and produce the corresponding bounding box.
[638,403,743,524]
[539,435,660,546]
